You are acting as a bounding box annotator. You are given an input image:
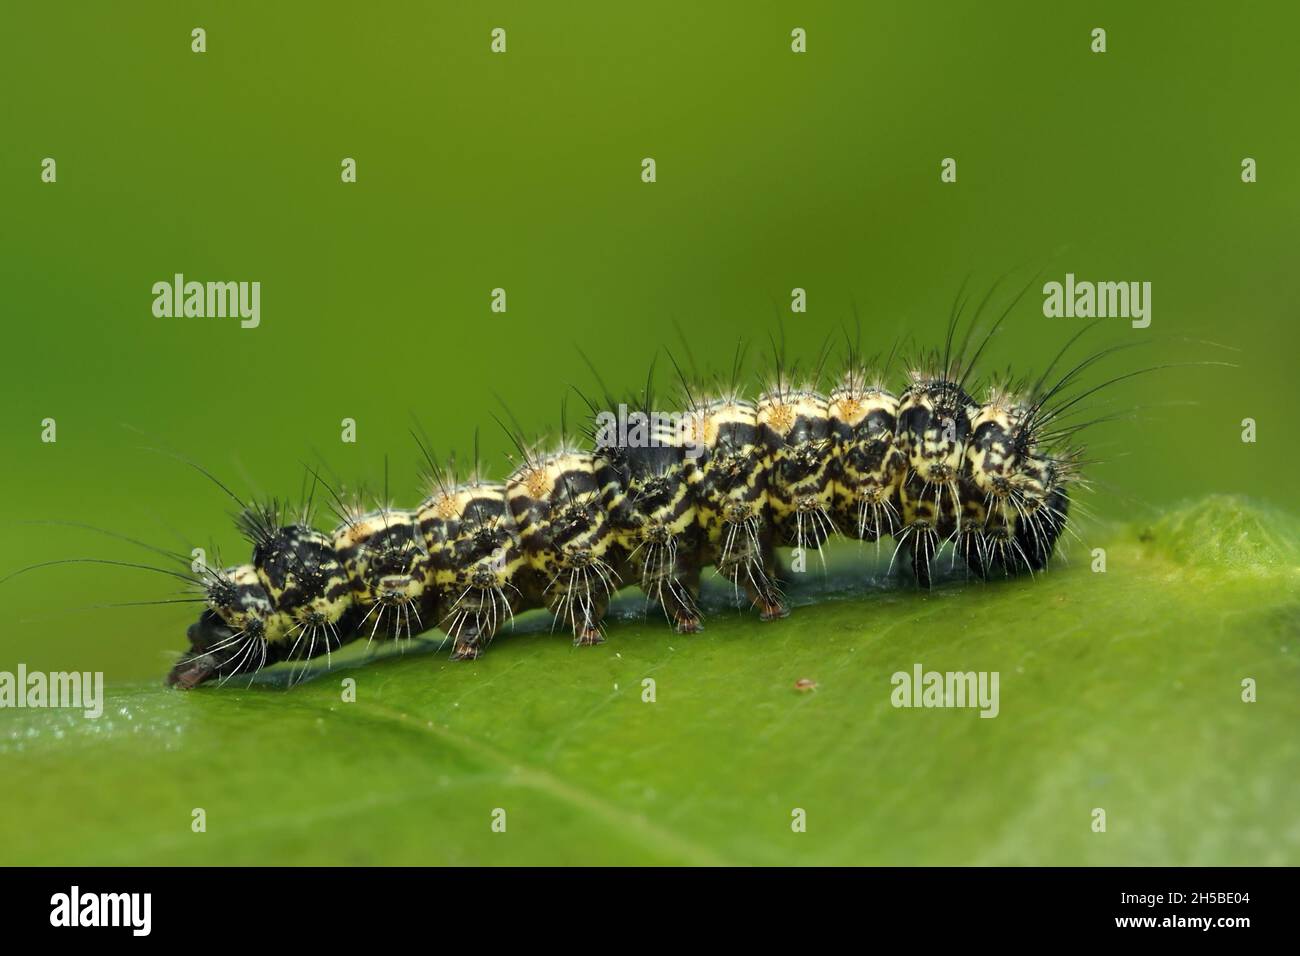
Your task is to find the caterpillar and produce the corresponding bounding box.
[6,294,1162,690]
[149,301,1114,690]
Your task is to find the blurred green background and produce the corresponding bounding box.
[1,0,1296,686]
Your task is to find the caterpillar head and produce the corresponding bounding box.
[897,373,976,485]
[169,611,241,688]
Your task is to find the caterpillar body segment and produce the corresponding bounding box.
[688,397,786,622]
[331,507,432,645]
[965,391,1029,500]
[895,373,979,489]
[758,385,838,561]
[893,372,981,587]
[506,450,621,646]
[418,479,532,660]
[960,388,1074,578]
[825,375,905,545]
[206,563,289,643]
[593,417,704,634]
[245,519,354,652]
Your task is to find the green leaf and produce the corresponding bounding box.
[3,495,1297,865]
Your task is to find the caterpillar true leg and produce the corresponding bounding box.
[659,554,704,633]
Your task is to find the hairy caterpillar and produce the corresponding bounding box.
[7,298,1147,690]
[151,302,1117,689]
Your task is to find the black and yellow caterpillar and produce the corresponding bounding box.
[167,325,1085,690]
